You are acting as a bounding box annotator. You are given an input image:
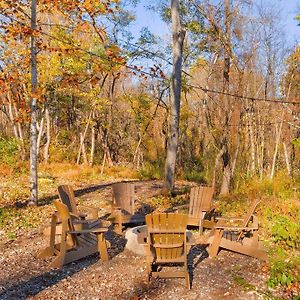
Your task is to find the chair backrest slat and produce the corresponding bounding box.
[58,185,79,215]
[53,199,78,246]
[146,213,187,261]
[112,183,135,215]
[188,186,214,218]
[242,199,261,228]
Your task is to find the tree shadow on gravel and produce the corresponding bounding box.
[2,179,154,209]
[118,277,172,300]
[105,228,127,257]
[0,228,128,300]
[188,244,209,288]
[0,255,98,300]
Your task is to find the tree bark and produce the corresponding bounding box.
[283,142,291,175]
[76,111,92,164]
[36,114,44,157]
[248,112,256,174]
[43,108,51,163]
[220,0,232,195]
[164,0,185,192]
[270,119,283,179]
[29,0,38,205]
[90,123,95,166]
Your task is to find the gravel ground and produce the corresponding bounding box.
[0,181,270,300]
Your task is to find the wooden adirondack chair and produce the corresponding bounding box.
[207,199,268,261]
[144,213,191,289]
[187,186,215,233]
[58,185,101,220]
[109,182,145,234]
[38,200,109,269]
[43,185,102,236]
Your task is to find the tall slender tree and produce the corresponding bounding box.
[164,0,186,192]
[29,0,38,205]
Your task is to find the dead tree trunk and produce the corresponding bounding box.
[164,0,185,192]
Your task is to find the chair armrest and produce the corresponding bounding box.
[187,234,196,246]
[216,217,245,221]
[110,207,122,215]
[172,203,189,210]
[68,228,108,234]
[73,218,99,224]
[252,215,258,228]
[137,231,148,245]
[79,205,102,218]
[79,205,102,211]
[215,225,258,231]
[70,212,84,219]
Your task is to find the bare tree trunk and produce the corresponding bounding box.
[133,133,143,167]
[212,148,223,189]
[99,126,113,167]
[76,111,92,164]
[164,0,185,192]
[100,152,106,175]
[231,128,241,177]
[8,100,22,154]
[259,138,265,180]
[90,124,95,166]
[81,133,88,165]
[43,108,51,163]
[248,112,256,174]
[283,142,291,175]
[220,0,232,195]
[36,114,44,157]
[270,119,283,179]
[78,132,88,165]
[257,109,265,179]
[220,144,231,194]
[29,0,38,205]
[10,100,26,159]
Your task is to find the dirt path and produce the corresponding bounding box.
[0,181,269,299]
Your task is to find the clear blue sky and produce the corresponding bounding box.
[128,0,300,47]
[282,0,300,46]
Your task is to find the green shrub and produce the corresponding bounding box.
[270,215,300,249]
[138,161,163,180]
[235,173,296,199]
[184,170,205,183]
[267,254,300,288]
[49,144,77,162]
[0,137,18,165]
[265,206,300,249]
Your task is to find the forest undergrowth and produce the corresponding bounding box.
[0,161,299,298]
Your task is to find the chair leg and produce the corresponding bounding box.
[114,223,122,235]
[185,272,190,290]
[208,229,223,257]
[48,213,58,256]
[97,233,109,262]
[185,259,190,289]
[115,213,123,234]
[50,239,67,269]
[147,270,152,283]
[37,246,53,258]
[199,218,203,235]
